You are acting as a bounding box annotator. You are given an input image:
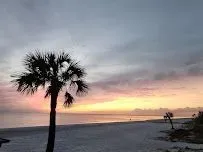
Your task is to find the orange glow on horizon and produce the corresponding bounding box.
[24,76,203,114]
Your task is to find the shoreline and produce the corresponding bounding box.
[0,118,190,138]
[0,117,189,130]
[0,120,146,138]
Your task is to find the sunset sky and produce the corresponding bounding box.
[1,0,203,115]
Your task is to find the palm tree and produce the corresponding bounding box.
[164,112,174,129]
[11,51,88,152]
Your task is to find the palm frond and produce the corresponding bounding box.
[61,62,86,81]
[23,51,50,84]
[64,91,74,107]
[168,112,174,118]
[46,52,58,74]
[57,52,71,67]
[45,86,52,98]
[69,62,86,79]
[71,80,89,96]
[24,51,46,71]
[12,72,43,95]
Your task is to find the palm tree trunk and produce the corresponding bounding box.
[168,117,174,129]
[46,93,57,152]
[46,108,56,152]
[166,113,174,130]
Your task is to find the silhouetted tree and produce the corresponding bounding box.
[11,51,88,152]
[192,113,196,120]
[164,112,174,129]
[193,111,203,125]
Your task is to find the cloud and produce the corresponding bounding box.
[0,82,45,113]
[187,65,203,76]
[1,0,203,113]
[153,71,180,81]
[131,107,203,117]
[185,50,203,66]
[0,82,23,113]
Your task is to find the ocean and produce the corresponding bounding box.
[0,113,162,129]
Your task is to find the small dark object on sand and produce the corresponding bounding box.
[0,138,10,147]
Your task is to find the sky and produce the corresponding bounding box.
[1,0,203,115]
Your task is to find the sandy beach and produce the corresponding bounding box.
[1,119,203,152]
